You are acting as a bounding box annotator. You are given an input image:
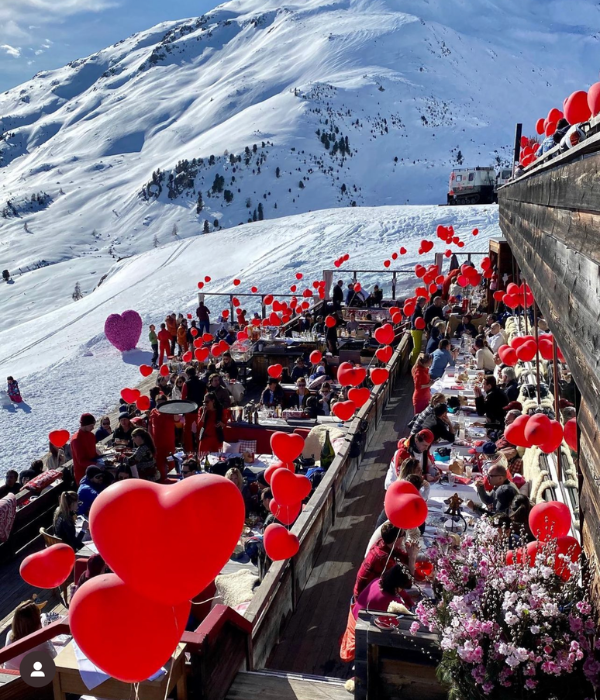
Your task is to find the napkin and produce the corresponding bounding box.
[73,641,166,690]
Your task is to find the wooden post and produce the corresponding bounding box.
[533,304,541,404]
[522,281,529,335]
[513,123,523,177]
[552,336,563,482]
[261,296,266,320]
[392,271,397,300]
[230,295,235,324]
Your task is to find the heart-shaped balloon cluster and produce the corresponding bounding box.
[70,476,245,683]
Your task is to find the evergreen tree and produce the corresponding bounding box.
[172,224,179,238]
[275,167,281,178]
[72,282,83,301]
[257,202,264,220]
[153,234,159,247]
[252,209,257,222]
[245,197,252,208]
[203,220,210,233]
[252,144,258,153]
[214,219,219,229]
[341,183,346,193]
[196,192,203,213]
[299,180,305,189]
[224,190,234,203]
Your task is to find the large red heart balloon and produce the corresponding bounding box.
[538,419,564,454]
[374,324,395,345]
[309,350,322,364]
[270,431,305,462]
[139,365,153,377]
[348,387,371,408]
[337,362,367,387]
[90,476,245,604]
[211,343,224,358]
[529,501,571,542]
[269,499,302,525]
[414,317,426,331]
[121,388,140,404]
[263,524,299,561]
[70,574,190,683]
[376,345,393,364]
[564,90,591,125]
[271,469,311,506]
[524,413,552,446]
[538,337,553,361]
[267,364,283,379]
[49,430,70,449]
[332,400,357,422]
[516,339,537,362]
[370,368,389,385]
[265,461,295,485]
[564,418,577,452]
[159,364,170,377]
[20,544,75,589]
[195,347,210,362]
[385,491,427,530]
[504,415,531,448]
[554,536,582,581]
[136,396,150,411]
[182,351,193,363]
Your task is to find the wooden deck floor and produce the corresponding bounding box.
[267,374,414,678]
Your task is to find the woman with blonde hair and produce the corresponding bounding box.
[3,600,57,670]
[54,491,88,550]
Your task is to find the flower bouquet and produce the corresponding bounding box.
[413,520,599,700]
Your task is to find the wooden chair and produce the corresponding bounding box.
[39,527,70,607]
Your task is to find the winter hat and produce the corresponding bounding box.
[495,484,517,513]
[85,465,103,480]
[417,429,434,444]
[80,413,96,427]
[469,440,497,455]
[503,401,522,412]
[559,399,574,409]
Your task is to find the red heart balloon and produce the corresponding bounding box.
[136,396,150,411]
[388,480,420,497]
[516,339,537,362]
[139,365,153,377]
[538,337,553,361]
[529,501,571,541]
[182,351,193,363]
[370,368,389,385]
[121,388,140,404]
[265,461,295,485]
[263,524,299,561]
[268,364,283,379]
[269,499,302,525]
[524,414,552,447]
[505,415,531,448]
[49,429,70,449]
[159,364,170,377]
[270,432,305,462]
[309,350,322,364]
[332,400,357,422]
[554,536,582,581]
[337,362,367,387]
[564,418,577,452]
[538,419,564,454]
[211,343,224,358]
[20,543,75,589]
[348,387,371,408]
[414,317,426,331]
[90,476,245,604]
[385,491,427,529]
[195,347,210,362]
[202,333,214,343]
[271,469,311,506]
[70,574,190,683]
[374,324,395,345]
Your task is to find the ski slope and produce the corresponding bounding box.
[0,204,498,475]
[1,0,599,328]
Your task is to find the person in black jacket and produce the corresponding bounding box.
[424,297,445,330]
[454,314,478,337]
[113,414,135,447]
[325,314,340,355]
[410,297,426,329]
[474,375,508,426]
[332,280,344,310]
[500,367,519,402]
[183,366,207,406]
[418,403,456,443]
[53,491,88,550]
[262,379,284,407]
[218,352,238,380]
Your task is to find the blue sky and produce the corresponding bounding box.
[0,0,216,93]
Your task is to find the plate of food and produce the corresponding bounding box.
[373,615,400,630]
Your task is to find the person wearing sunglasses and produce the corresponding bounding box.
[288,378,310,409]
[181,458,199,479]
[94,416,112,443]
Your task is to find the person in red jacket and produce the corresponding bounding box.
[149,395,176,481]
[71,413,102,485]
[385,430,437,489]
[353,523,409,598]
[157,323,172,366]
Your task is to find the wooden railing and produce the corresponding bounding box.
[246,332,411,669]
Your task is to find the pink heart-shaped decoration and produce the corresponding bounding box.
[270,432,305,462]
[348,387,371,408]
[332,400,357,422]
[20,543,75,589]
[271,469,312,506]
[263,524,299,561]
[90,476,245,604]
[104,310,143,352]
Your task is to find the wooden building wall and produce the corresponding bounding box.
[498,154,600,575]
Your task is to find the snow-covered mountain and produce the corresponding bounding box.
[0,204,498,475]
[1,0,599,326]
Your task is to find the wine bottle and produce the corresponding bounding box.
[320,430,335,470]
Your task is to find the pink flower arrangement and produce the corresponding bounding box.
[413,521,598,699]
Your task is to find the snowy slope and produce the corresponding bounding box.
[0,204,498,475]
[1,0,599,327]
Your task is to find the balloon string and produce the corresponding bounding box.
[190,595,219,606]
[382,529,402,576]
[161,605,179,700]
